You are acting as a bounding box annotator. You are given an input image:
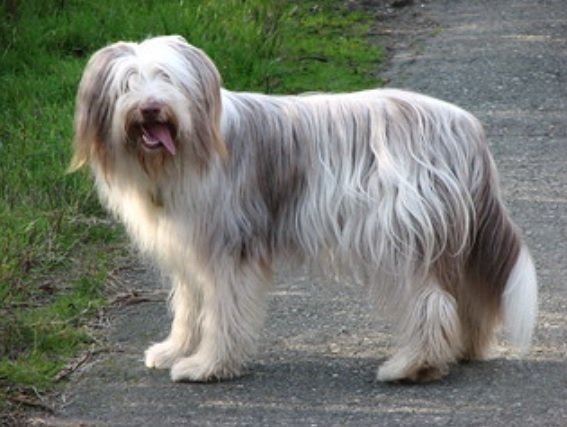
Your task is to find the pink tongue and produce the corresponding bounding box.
[144,124,176,155]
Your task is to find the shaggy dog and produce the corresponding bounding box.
[70,35,537,383]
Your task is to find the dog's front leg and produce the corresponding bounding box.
[145,276,200,369]
[170,256,271,382]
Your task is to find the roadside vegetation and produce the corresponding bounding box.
[0,0,382,419]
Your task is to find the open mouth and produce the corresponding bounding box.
[140,122,177,155]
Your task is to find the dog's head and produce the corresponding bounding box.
[69,35,226,176]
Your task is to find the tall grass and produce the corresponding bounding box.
[0,0,382,411]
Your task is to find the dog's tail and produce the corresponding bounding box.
[501,244,538,349]
[465,177,538,354]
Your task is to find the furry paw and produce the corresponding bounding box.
[377,355,448,383]
[170,355,241,382]
[144,339,186,369]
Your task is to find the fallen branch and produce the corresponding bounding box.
[54,346,122,383]
[110,289,164,306]
[54,351,92,383]
[7,387,55,415]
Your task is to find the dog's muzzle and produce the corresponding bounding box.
[136,99,177,155]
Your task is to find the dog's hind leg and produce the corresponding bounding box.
[377,280,462,383]
[170,256,271,382]
[456,279,500,362]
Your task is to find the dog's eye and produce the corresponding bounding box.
[122,79,131,93]
[155,70,171,83]
[121,71,138,93]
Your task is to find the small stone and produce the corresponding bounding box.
[329,343,341,353]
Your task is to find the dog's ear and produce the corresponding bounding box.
[68,42,134,174]
[167,36,228,169]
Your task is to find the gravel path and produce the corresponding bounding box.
[48,1,567,425]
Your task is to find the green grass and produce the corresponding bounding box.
[0,0,382,413]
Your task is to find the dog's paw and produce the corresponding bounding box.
[376,354,411,382]
[170,355,241,382]
[144,340,185,369]
[377,355,448,383]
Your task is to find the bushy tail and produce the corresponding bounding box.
[464,162,538,356]
[502,245,538,351]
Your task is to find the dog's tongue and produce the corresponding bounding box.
[143,123,176,155]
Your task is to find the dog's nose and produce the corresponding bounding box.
[139,99,163,118]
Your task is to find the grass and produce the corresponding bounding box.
[0,0,382,416]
